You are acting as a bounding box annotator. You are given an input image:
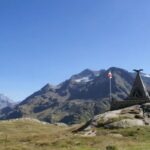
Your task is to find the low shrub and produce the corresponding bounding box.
[106,145,118,150]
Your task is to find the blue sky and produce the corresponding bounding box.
[0,0,150,101]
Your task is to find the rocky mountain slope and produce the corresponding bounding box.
[1,67,150,124]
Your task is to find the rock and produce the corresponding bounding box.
[92,105,143,127]
[142,103,150,113]
[141,103,150,124]
[105,119,145,128]
[81,129,96,137]
[75,104,150,132]
[120,105,142,114]
[76,105,148,131]
[54,122,68,127]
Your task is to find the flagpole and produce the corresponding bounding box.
[108,71,112,101]
[110,77,112,101]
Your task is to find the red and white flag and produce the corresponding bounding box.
[108,71,112,79]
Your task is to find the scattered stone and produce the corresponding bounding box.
[54,122,68,127]
[81,129,96,137]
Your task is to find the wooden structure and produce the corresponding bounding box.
[111,69,150,110]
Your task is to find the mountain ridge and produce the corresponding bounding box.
[1,67,150,124]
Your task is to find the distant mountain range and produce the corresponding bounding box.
[0,94,14,109]
[1,67,150,124]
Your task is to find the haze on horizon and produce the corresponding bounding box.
[0,0,150,101]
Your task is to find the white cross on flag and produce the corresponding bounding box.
[108,71,112,79]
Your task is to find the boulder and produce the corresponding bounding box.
[105,119,145,128]
[54,122,68,127]
[77,105,147,131]
[75,104,150,132]
[92,105,143,128]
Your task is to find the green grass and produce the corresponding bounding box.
[0,119,150,150]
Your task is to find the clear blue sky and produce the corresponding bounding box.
[0,0,150,101]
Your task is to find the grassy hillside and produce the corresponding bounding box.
[0,119,150,150]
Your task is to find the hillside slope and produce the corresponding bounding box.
[0,118,150,150]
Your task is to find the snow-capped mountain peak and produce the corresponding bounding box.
[70,69,102,83]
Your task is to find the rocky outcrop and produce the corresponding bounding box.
[105,119,144,128]
[76,103,150,131]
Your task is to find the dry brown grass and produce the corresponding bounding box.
[0,119,150,150]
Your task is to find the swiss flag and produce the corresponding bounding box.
[108,71,112,79]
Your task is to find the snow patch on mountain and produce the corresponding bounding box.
[74,77,92,83]
[143,74,150,78]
